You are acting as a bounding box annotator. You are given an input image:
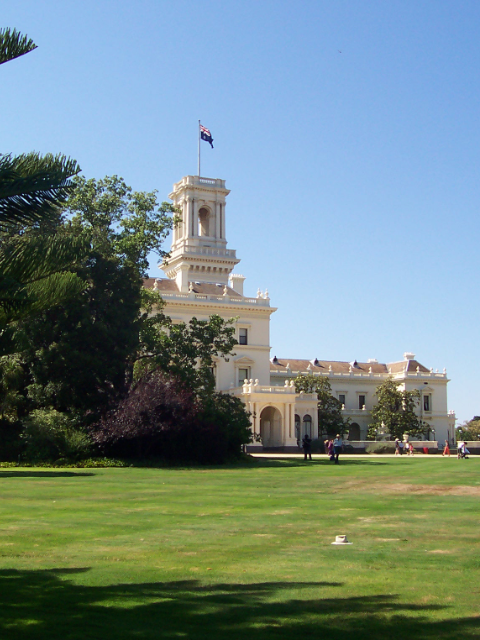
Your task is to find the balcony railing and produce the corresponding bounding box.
[159,291,270,307]
[172,175,227,190]
[181,246,237,258]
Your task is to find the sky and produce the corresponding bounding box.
[3,0,480,424]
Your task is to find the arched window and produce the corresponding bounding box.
[198,207,210,236]
[302,415,312,438]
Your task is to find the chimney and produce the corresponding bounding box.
[229,274,245,296]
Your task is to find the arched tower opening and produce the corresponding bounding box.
[198,207,211,237]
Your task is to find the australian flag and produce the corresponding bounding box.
[200,124,214,148]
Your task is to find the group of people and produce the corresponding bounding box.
[325,435,343,464]
[394,438,415,455]
[301,434,471,460]
[301,433,343,464]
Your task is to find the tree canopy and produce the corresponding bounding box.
[9,175,239,424]
[293,374,350,437]
[368,377,426,440]
[456,417,480,441]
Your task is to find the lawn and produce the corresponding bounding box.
[0,456,479,639]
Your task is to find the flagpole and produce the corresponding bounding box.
[198,120,201,177]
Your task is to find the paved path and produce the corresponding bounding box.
[250,452,477,459]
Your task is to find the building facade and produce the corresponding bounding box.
[145,174,455,449]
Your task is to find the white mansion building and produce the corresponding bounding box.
[145,174,456,449]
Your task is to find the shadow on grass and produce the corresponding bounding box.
[0,569,477,640]
[0,471,96,478]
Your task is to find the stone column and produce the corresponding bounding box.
[283,403,289,445]
[192,199,198,237]
[220,203,225,240]
[215,200,220,239]
[184,197,192,242]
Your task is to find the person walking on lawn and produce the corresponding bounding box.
[333,434,343,464]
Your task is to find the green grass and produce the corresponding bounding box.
[0,456,479,639]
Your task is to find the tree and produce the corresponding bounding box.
[293,374,350,437]
[11,175,175,421]
[92,371,251,463]
[367,377,426,440]
[9,173,242,442]
[456,417,480,442]
[0,28,37,66]
[136,304,238,395]
[0,29,85,340]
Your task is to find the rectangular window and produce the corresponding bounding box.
[339,394,346,407]
[359,395,366,410]
[238,368,249,385]
[423,395,431,412]
[239,328,248,345]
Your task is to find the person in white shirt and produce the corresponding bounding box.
[333,434,343,464]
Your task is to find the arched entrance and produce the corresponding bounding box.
[260,406,283,448]
[348,423,361,441]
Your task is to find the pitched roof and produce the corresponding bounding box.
[143,277,178,293]
[388,359,430,374]
[270,358,430,374]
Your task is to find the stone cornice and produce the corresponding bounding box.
[161,299,277,316]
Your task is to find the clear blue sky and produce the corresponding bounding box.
[3,1,480,423]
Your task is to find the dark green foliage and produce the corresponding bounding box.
[0,27,37,65]
[9,175,175,423]
[0,418,24,461]
[196,392,252,462]
[137,311,237,395]
[0,226,87,328]
[293,374,350,436]
[0,153,80,230]
[21,409,92,462]
[367,377,426,440]
[16,253,142,419]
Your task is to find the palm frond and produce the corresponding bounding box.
[25,271,87,313]
[0,28,37,65]
[0,232,89,283]
[0,153,80,229]
[0,271,86,325]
